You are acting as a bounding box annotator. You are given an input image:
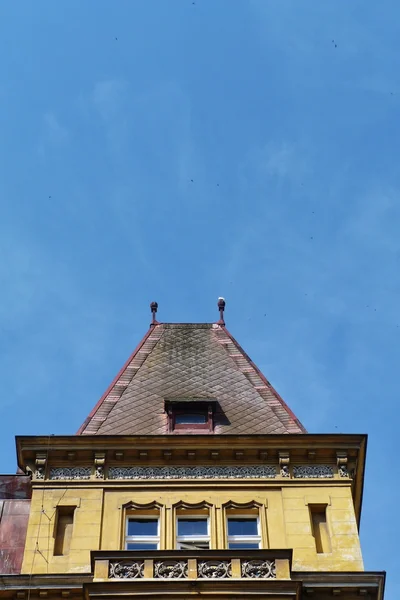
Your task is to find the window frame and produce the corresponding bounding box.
[176,515,210,550]
[227,514,262,549]
[167,402,214,432]
[125,515,160,550]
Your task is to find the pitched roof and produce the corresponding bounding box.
[77,323,306,435]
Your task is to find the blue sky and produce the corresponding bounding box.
[0,0,398,595]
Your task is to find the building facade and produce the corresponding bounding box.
[0,301,386,599]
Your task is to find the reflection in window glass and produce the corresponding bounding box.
[127,519,158,537]
[127,542,159,550]
[227,517,260,549]
[178,518,208,536]
[126,518,159,550]
[228,542,260,549]
[228,518,258,536]
[175,413,207,424]
[177,517,210,550]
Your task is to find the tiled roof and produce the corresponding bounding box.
[77,323,306,435]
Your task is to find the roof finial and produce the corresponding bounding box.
[150,301,159,325]
[217,297,226,325]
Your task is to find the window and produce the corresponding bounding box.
[177,517,210,549]
[227,517,261,549]
[309,505,331,554]
[166,400,215,432]
[175,413,207,425]
[54,506,75,556]
[125,518,159,550]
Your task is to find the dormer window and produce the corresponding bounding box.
[175,412,207,425]
[165,400,215,432]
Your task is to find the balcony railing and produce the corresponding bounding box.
[91,550,292,582]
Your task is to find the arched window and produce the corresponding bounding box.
[122,501,162,550]
[173,501,212,550]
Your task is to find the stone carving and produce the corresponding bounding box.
[95,465,104,479]
[337,453,349,478]
[293,466,333,478]
[241,559,276,579]
[94,452,105,480]
[49,467,92,480]
[35,466,45,480]
[280,465,290,477]
[154,560,188,579]
[108,465,276,480]
[109,561,144,579]
[35,453,47,480]
[279,452,290,478]
[198,560,232,578]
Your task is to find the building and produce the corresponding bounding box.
[0,300,386,599]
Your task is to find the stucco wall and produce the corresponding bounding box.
[21,482,363,575]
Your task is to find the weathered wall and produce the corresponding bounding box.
[0,475,31,574]
[21,482,363,575]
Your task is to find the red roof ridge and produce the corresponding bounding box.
[77,324,163,435]
[216,325,307,433]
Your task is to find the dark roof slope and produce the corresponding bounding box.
[78,323,306,435]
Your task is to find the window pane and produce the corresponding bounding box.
[178,541,210,550]
[228,518,258,536]
[228,542,260,549]
[177,518,208,536]
[127,519,158,536]
[175,413,206,424]
[127,542,158,550]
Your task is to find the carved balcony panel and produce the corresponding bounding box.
[198,560,232,578]
[154,560,188,579]
[92,550,292,582]
[109,561,144,579]
[241,559,276,579]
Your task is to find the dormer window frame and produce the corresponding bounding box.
[165,400,215,433]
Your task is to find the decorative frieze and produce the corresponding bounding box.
[154,560,188,579]
[293,465,334,478]
[108,465,277,480]
[49,467,91,480]
[241,559,276,579]
[198,560,232,578]
[45,462,338,481]
[109,561,144,579]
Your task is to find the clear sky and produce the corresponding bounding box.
[0,0,398,595]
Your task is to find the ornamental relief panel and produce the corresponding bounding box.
[154,560,188,579]
[45,462,343,480]
[108,465,277,480]
[241,559,276,579]
[109,561,144,579]
[198,560,232,578]
[293,465,334,478]
[49,467,92,480]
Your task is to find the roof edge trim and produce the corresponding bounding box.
[220,325,307,433]
[76,326,156,434]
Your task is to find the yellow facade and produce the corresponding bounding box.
[21,477,363,576]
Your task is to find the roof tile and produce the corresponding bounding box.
[78,323,306,435]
